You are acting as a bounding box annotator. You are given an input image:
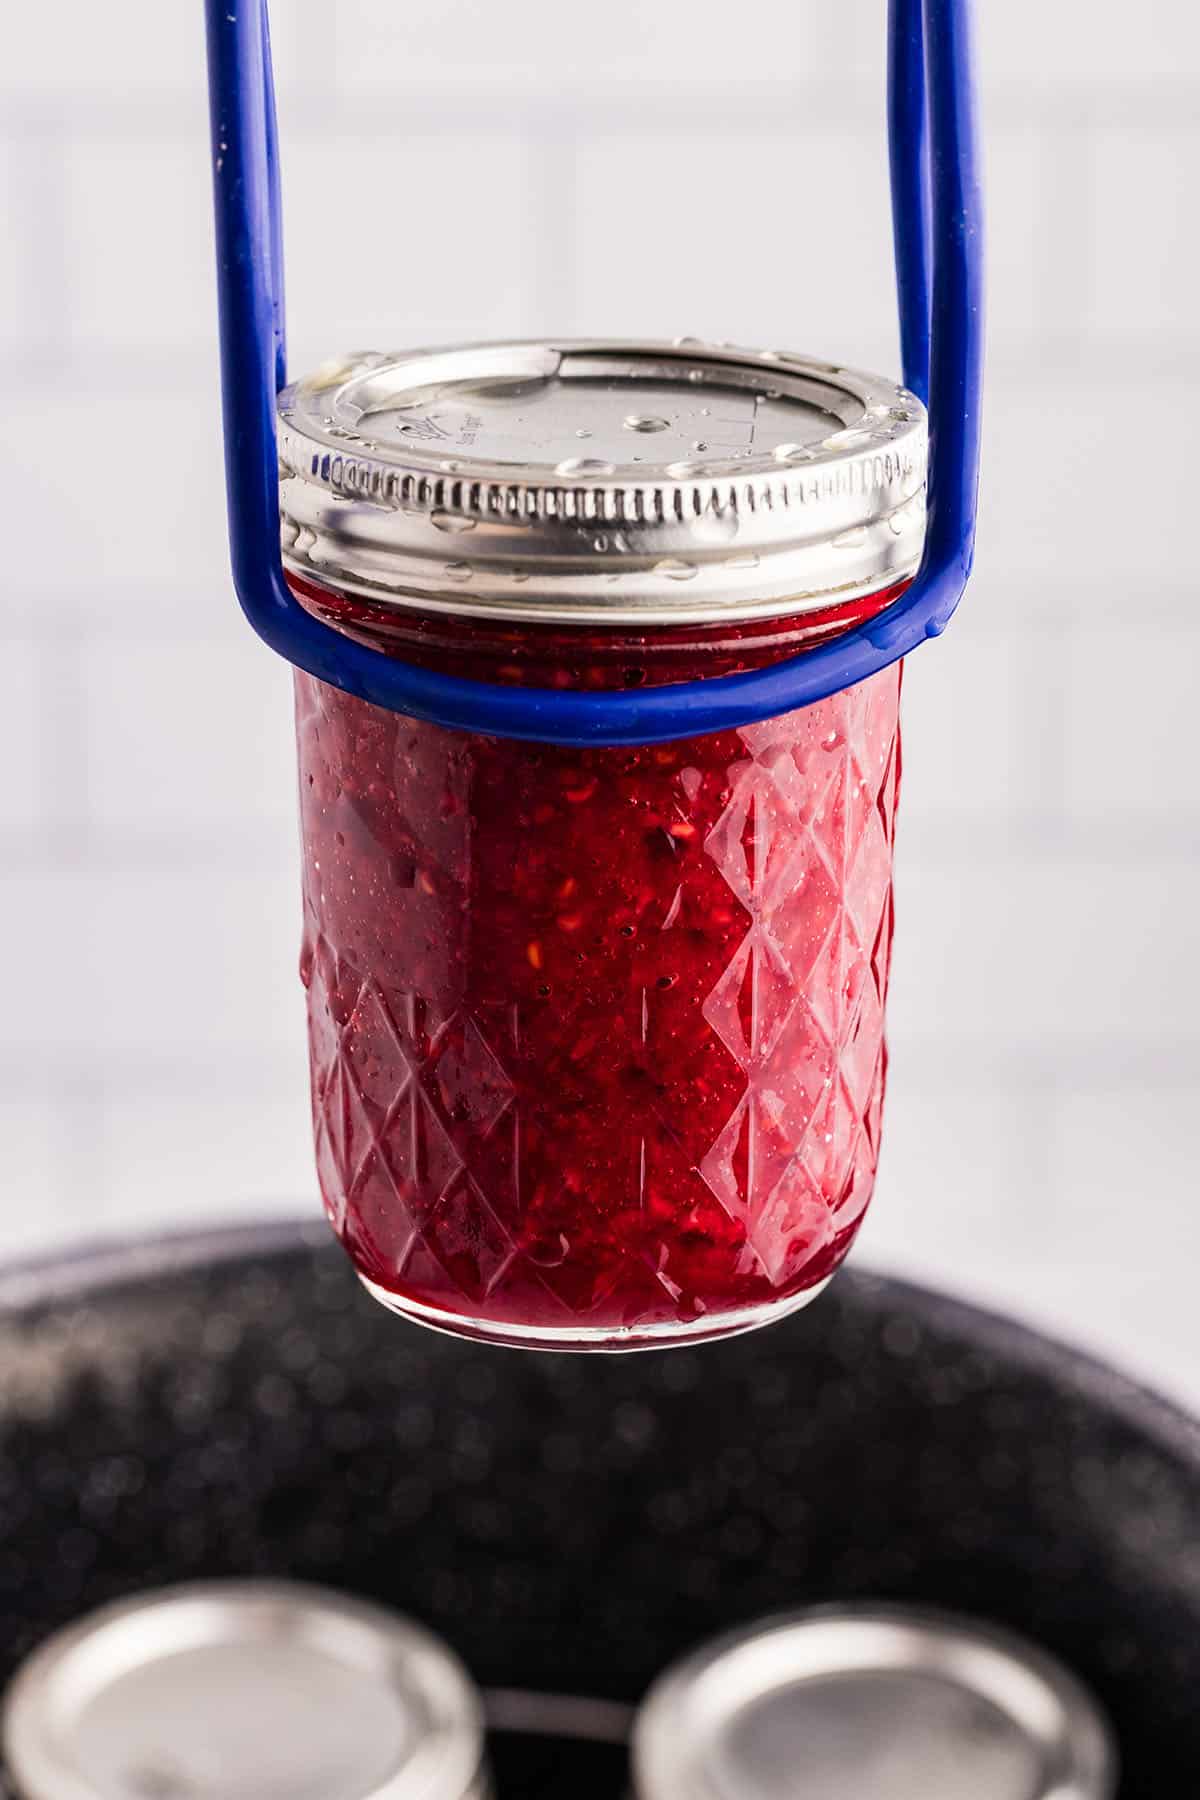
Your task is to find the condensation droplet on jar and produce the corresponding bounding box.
[555,457,617,477]
[443,561,474,581]
[431,510,477,534]
[624,414,670,433]
[832,525,869,549]
[774,443,814,463]
[655,558,699,582]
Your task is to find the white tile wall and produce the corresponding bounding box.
[571,123,897,372]
[1085,123,1200,342]
[81,643,296,850]
[0,639,44,835]
[0,139,28,351]
[324,0,825,95]
[282,131,543,365]
[63,136,217,353]
[2,1,1199,1404]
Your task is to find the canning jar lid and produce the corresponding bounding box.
[631,1605,1118,1800]
[1,1580,488,1800]
[278,339,927,628]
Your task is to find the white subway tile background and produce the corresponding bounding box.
[2,3,1199,1397]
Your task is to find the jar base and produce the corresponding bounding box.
[355,1274,835,1353]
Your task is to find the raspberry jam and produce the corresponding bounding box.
[277,338,927,1347]
[293,578,904,1347]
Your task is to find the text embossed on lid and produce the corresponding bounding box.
[278,339,927,626]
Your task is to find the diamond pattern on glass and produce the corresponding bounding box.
[699,676,899,1288]
[306,941,524,1288]
[426,1015,515,1143]
[298,655,901,1329]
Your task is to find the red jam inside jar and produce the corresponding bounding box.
[290,573,906,1347]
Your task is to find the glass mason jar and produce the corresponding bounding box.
[277,342,927,1350]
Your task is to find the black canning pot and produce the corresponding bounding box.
[0,1223,1197,1798]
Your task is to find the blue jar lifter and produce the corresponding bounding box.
[203,0,983,747]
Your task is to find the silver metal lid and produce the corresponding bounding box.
[1,1580,488,1800]
[631,1605,1118,1800]
[278,339,927,626]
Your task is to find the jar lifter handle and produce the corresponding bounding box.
[205,0,981,747]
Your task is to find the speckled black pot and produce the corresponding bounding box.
[0,1223,1197,1798]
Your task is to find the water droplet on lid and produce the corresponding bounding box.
[673,335,705,347]
[665,460,703,479]
[431,510,476,534]
[686,369,705,383]
[691,441,709,453]
[832,526,869,549]
[575,428,593,439]
[655,558,698,581]
[444,561,474,581]
[593,534,609,551]
[763,389,782,401]
[440,460,461,473]
[774,443,813,463]
[890,406,916,422]
[760,349,783,362]
[699,407,712,416]
[555,456,616,477]
[510,569,530,584]
[624,414,670,433]
[726,551,760,570]
[823,428,872,451]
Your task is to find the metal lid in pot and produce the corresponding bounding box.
[631,1605,1117,1800]
[1,1580,488,1800]
[277,339,927,627]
